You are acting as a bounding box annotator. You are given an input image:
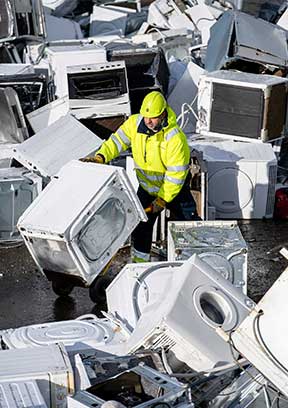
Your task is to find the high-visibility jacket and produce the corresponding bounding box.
[96,106,190,203]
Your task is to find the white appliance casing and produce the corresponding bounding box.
[17,160,147,286]
[13,114,103,179]
[230,264,288,398]
[126,254,255,372]
[67,61,131,119]
[46,44,107,98]
[26,96,69,133]
[0,380,47,408]
[189,138,277,219]
[0,343,74,408]
[197,70,288,143]
[107,261,182,331]
[167,220,248,293]
[0,380,48,408]
[0,314,129,355]
[0,167,42,241]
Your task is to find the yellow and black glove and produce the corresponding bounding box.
[145,197,166,214]
[79,154,104,164]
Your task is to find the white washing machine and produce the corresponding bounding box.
[17,160,147,298]
[189,138,277,219]
[167,220,248,293]
[126,254,255,372]
[0,314,129,356]
[106,261,183,331]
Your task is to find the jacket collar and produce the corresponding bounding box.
[137,115,168,136]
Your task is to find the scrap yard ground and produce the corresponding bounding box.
[0,219,287,330]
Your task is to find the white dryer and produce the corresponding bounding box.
[189,138,277,219]
[126,254,255,372]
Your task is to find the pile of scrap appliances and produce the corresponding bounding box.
[1,0,288,406]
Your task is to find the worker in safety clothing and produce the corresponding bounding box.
[81,91,199,262]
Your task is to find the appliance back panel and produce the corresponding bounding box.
[210,83,263,139]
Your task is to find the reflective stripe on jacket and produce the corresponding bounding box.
[96,106,190,203]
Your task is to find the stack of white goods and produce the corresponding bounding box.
[126,254,255,372]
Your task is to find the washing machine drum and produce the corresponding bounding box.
[198,252,234,283]
[0,317,125,352]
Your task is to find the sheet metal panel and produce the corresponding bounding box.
[13,114,103,178]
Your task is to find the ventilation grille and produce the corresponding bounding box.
[147,331,176,351]
[266,165,277,217]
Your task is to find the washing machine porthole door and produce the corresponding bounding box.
[193,285,238,331]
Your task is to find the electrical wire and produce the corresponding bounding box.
[0,241,23,249]
[253,310,288,377]
[131,262,183,321]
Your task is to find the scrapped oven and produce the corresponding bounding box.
[67,60,131,119]
[17,160,147,301]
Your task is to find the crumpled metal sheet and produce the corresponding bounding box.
[205,10,288,71]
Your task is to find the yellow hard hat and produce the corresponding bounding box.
[140,91,167,118]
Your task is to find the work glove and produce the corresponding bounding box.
[146,197,166,214]
[79,154,104,164]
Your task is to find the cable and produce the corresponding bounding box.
[253,310,288,377]
[131,262,183,321]
[0,240,23,249]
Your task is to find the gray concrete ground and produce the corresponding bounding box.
[0,219,287,330]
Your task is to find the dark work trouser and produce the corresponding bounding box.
[132,176,199,254]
